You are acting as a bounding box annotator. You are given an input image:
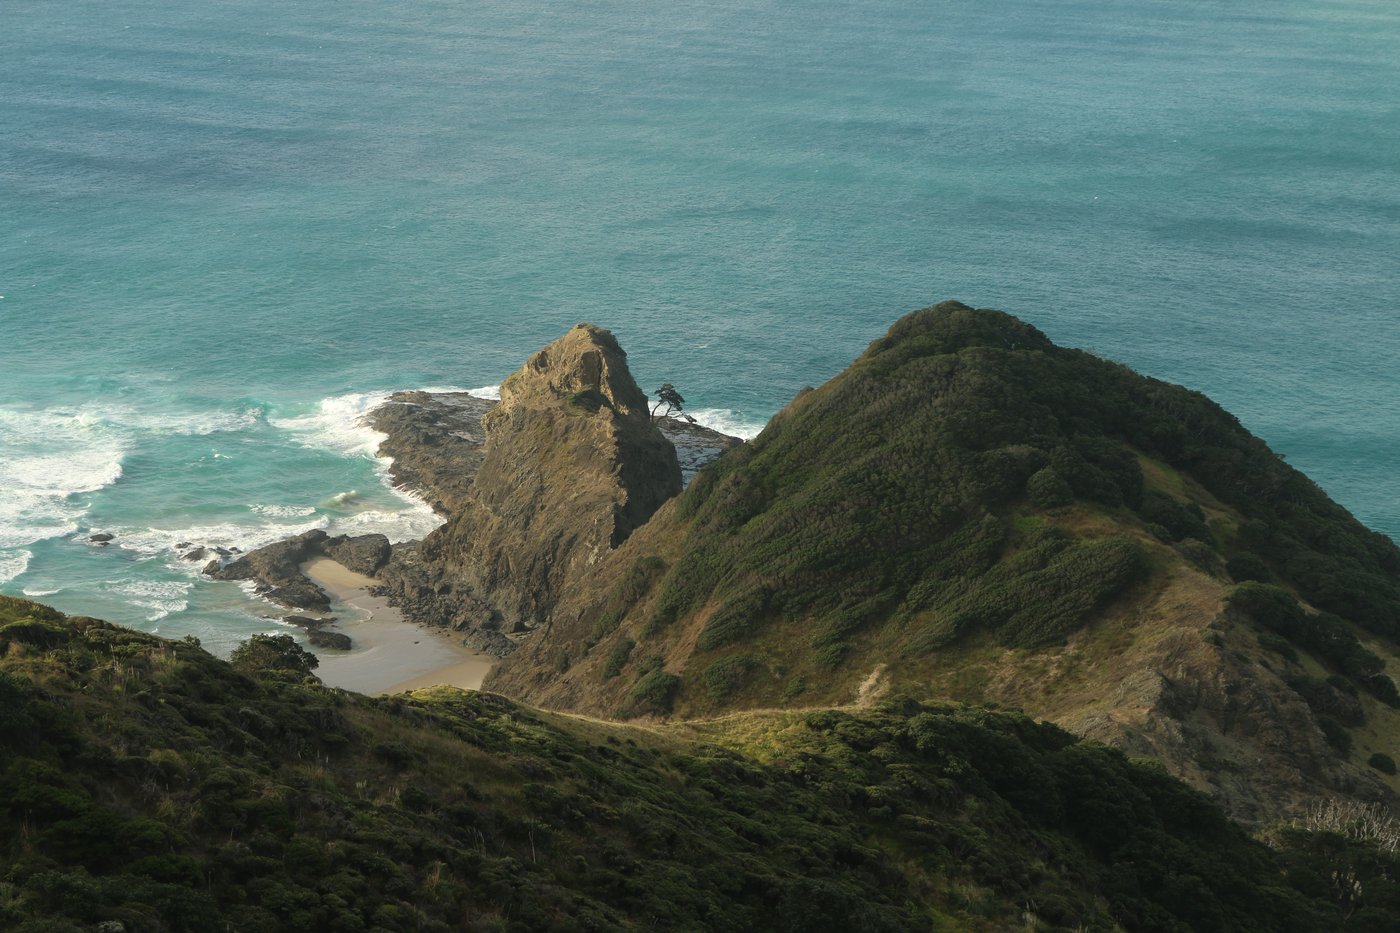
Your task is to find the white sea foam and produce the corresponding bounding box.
[116,516,331,565]
[467,384,502,401]
[0,407,127,549]
[108,579,191,622]
[92,403,264,437]
[269,390,451,540]
[21,586,61,598]
[269,391,393,460]
[249,503,318,519]
[687,408,766,440]
[0,549,32,585]
[328,504,443,542]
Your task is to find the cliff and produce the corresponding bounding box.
[372,325,683,650]
[485,302,1400,825]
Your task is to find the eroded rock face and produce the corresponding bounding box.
[374,324,683,639]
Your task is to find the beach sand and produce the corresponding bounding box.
[300,558,495,695]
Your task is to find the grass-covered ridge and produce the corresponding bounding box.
[673,301,1396,661]
[4,595,1397,931]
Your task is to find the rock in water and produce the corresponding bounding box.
[377,323,682,637]
[370,391,495,515]
[204,530,332,612]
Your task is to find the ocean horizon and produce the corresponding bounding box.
[4,0,1398,652]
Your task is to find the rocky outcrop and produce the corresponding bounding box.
[370,391,495,515]
[308,629,353,651]
[374,324,684,643]
[205,530,332,611]
[323,534,391,576]
[369,391,741,509]
[655,416,745,486]
[204,531,390,612]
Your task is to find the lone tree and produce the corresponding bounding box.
[651,383,685,420]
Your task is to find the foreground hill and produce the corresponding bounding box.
[2,595,1398,931]
[486,302,1400,823]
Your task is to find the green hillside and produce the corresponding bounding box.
[3,595,1396,931]
[485,302,1400,823]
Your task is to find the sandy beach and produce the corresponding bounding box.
[300,558,495,695]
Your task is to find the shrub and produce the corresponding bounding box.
[1368,753,1397,776]
[1138,491,1210,543]
[623,671,680,716]
[601,639,635,680]
[229,634,318,677]
[1026,467,1073,509]
[1227,552,1271,583]
[703,656,757,703]
[1316,716,1353,756]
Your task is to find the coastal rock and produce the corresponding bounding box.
[308,629,353,651]
[182,547,210,562]
[204,530,332,612]
[655,416,745,486]
[323,533,391,576]
[283,615,335,629]
[89,533,115,543]
[370,391,742,511]
[369,391,495,515]
[375,324,683,638]
[203,531,398,612]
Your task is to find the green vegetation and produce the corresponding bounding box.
[3,597,1398,931]
[1227,583,1400,705]
[1369,753,1397,776]
[600,637,634,679]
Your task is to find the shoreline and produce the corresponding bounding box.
[300,557,494,695]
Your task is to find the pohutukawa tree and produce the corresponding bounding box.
[651,383,685,420]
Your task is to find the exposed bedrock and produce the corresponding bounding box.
[373,324,687,642]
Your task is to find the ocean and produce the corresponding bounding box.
[3,0,1398,653]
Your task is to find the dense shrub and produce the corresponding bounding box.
[1026,466,1073,508]
[703,656,757,703]
[630,304,1400,691]
[229,634,318,677]
[1227,552,1272,583]
[1228,585,1400,706]
[622,671,681,716]
[1367,753,1397,776]
[601,638,635,679]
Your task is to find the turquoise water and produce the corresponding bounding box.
[3,0,1398,652]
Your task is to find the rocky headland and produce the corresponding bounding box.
[203,325,743,659]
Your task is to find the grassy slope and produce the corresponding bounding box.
[486,301,1400,816]
[5,595,1398,932]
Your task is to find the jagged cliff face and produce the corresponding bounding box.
[486,302,1400,824]
[376,324,681,642]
